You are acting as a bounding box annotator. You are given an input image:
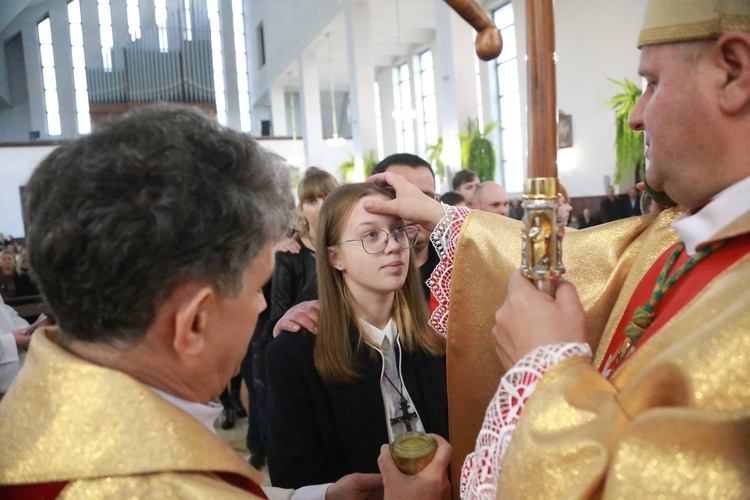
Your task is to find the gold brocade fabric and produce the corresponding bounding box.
[0,328,264,499]
[446,209,680,494]
[496,251,750,498]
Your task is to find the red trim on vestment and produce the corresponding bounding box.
[0,473,267,499]
[0,481,69,499]
[217,471,268,498]
[599,232,750,375]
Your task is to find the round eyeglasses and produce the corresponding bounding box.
[343,225,419,254]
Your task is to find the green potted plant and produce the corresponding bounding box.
[459,118,498,182]
[424,138,446,187]
[337,153,356,183]
[338,151,379,182]
[606,77,645,185]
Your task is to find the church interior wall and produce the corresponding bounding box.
[0,0,649,236]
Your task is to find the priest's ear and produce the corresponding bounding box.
[717,32,750,114]
[171,283,215,356]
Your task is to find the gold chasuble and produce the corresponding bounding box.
[446,208,680,482]
[0,328,265,499]
[446,209,750,497]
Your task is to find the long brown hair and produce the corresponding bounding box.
[297,167,338,239]
[314,183,445,385]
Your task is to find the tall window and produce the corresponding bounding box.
[68,0,90,134]
[126,0,141,41]
[374,82,384,159]
[97,0,113,71]
[417,49,437,158]
[474,44,484,130]
[494,3,523,192]
[393,62,414,154]
[183,0,193,41]
[38,18,61,136]
[155,0,168,52]
[232,0,251,131]
[207,0,226,125]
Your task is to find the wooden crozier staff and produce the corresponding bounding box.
[443,0,562,495]
[520,0,564,295]
[446,0,562,295]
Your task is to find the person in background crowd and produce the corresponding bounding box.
[579,207,601,229]
[452,169,480,205]
[474,181,510,217]
[622,187,643,217]
[599,185,623,222]
[0,250,37,299]
[14,252,30,276]
[557,184,574,227]
[439,191,467,207]
[0,295,30,396]
[508,198,524,220]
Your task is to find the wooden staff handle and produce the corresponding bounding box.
[526,0,558,179]
[443,0,503,61]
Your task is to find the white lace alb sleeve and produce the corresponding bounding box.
[460,342,592,500]
[427,203,472,337]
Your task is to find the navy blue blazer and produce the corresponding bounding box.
[266,327,448,489]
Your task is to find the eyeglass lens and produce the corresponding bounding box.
[363,226,418,254]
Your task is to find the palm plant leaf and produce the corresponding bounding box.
[606,77,645,184]
[459,118,499,182]
[425,138,446,182]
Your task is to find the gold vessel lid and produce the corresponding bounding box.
[523,177,558,199]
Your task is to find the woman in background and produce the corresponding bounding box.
[558,183,574,227]
[266,183,447,488]
[0,250,37,299]
[270,167,337,320]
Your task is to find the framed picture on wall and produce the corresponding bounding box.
[558,111,573,149]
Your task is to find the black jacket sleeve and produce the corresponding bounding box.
[266,331,343,488]
[270,252,299,323]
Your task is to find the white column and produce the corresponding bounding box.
[432,0,479,169]
[376,66,397,156]
[139,0,156,33]
[298,54,324,166]
[81,0,104,70]
[109,0,129,46]
[23,24,45,138]
[220,0,240,130]
[344,0,377,162]
[270,82,287,136]
[50,1,76,138]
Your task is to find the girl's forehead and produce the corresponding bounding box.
[344,195,400,226]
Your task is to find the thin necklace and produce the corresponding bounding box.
[382,368,416,431]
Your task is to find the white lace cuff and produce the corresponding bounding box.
[427,204,472,337]
[460,342,592,500]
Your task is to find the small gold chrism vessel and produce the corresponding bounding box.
[389,431,437,475]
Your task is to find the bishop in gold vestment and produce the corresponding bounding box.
[445,0,750,495]
[366,1,750,497]
[448,208,750,498]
